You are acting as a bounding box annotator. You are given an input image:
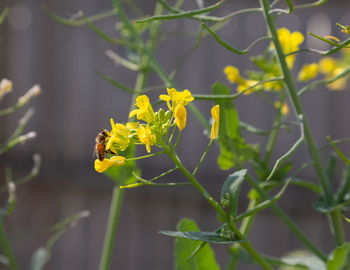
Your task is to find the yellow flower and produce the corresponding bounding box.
[237,80,259,95]
[106,118,130,153]
[159,88,194,112]
[223,66,242,84]
[297,63,319,81]
[274,101,290,115]
[276,28,304,68]
[126,122,139,130]
[94,156,126,173]
[129,95,155,123]
[174,103,187,131]
[137,125,156,153]
[326,68,347,90]
[319,57,337,74]
[210,105,220,139]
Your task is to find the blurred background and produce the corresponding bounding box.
[1,0,350,269]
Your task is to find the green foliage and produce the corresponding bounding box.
[220,169,247,217]
[327,243,350,270]
[212,82,257,170]
[171,218,221,270]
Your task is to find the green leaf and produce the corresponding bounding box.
[327,243,350,270]
[104,144,140,186]
[220,169,247,217]
[168,218,221,270]
[161,230,240,244]
[279,250,326,270]
[212,82,257,170]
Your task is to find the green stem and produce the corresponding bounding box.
[264,93,284,166]
[98,186,124,270]
[260,0,345,246]
[99,2,165,269]
[226,199,259,270]
[192,139,213,176]
[165,148,273,270]
[245,172,328,262]
[0,218,20,270]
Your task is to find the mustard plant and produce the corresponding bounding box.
[46,0,350,269]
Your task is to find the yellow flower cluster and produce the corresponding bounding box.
[224,28,304,94]
[94,88,220,173]
[297,48,350,90]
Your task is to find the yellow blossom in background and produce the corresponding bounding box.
[210,105,220,139]
[174,103,187,131]
[237,79,259,95]
[319,57,337,74]
[326,68,347,90]
[276,28,304,68]
[297,63,319,81]
[106,119,130,153]
[137,125,156,153]
[129,95,155,123]
[223,65,242,84]
[159,88,194,112]
[263,79,282,91]
[318,57,347,90]
[94,156,126,173]
[274,101,290,115]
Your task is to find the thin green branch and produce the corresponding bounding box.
[267,132,304,181]
[105,49,140,71]
[0,154,41,194]
[42,6,116,26]
[202,23,271,55]
[294,0,327,9]
[126,151,165,161]
[260,0,345,246]
[157,0,261,22]
[82,16,121,45]
[193,77,284,100]
[327,136,350,166]
[298,66,350,95]
[136,0,225,23]
[192,139,213,176]
[287,37,350,56]
[134,166,178,183]
[236,179,290,222]
[120,181,190,189]
[0,85,41,116]
[95,70,141,94]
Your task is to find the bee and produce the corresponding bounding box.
[94,129,113,161]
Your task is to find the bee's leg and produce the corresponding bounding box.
[106,149,116,155]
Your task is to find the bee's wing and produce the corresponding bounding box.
[93,144,97,159]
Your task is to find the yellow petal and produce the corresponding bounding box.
[210,105,220,139]
[175,104,187,131]
[94,156,126,173]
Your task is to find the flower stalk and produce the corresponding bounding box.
[260,0,345,246]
